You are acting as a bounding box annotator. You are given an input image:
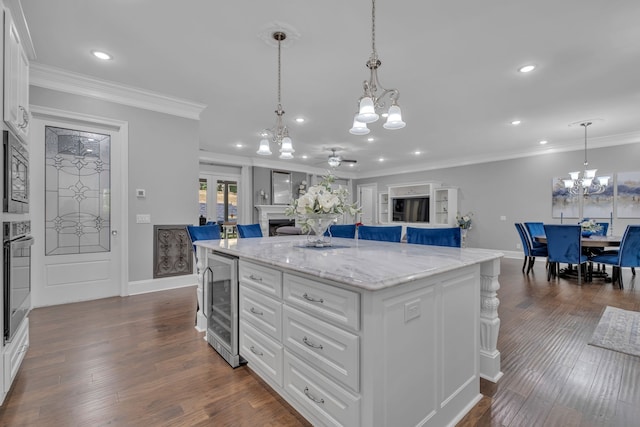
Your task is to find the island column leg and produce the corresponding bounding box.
[480,258,503,382]
[195,245,207,332]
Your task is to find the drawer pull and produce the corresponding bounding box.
[303,387,325,405]
[249,307,264,316]
[302,293,324,304]
[249,346,263,356]
[249,274,263,282]
[303,336,323,350]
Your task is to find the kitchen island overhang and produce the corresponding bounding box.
[194,236,503,426]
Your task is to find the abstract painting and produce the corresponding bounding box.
[617,171,640,218]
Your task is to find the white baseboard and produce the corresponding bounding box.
[128,274,198,295]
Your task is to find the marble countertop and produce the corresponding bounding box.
[195,236,503,291]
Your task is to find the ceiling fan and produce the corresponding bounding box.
[327,148,357,168]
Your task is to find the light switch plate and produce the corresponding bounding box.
[136,214,151,224]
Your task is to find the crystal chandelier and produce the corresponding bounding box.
[349,0,405,135]
[563,121,609,196]
[257,31,294,159]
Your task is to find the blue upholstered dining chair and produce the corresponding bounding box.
[524,222,546,250]
[186,224,221,257]
[236,223,263,238]
[515,223,548,274]
[406,227,461,248]
[589,225,640,289]
[357,225,402,242]
[325,223,357,238]
[543,224,589,285]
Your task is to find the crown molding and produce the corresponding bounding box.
[30,62,207,120]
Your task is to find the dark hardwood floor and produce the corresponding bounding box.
[1,258,638,426]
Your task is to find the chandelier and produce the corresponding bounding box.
[563,121,609,196]
[256,31,294,159]
[349,0,405,135]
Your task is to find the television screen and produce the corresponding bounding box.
[392,197,429,222]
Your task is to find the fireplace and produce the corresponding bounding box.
[255,205,290,236]
[268,218,295,236]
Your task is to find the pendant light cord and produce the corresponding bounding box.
[583,121,591,167]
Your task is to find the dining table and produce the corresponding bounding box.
[534,234,622,282]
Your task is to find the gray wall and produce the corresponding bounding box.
[31,86,200,282]
[356,143,640,252]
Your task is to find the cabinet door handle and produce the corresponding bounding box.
[303,387,325,405]
[249,307,264,316]
[302,293,324,304]
[302,336,323,350]
[249,274,263,282]
[249,346,263,356]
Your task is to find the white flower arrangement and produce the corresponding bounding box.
[285,175,361,232]
[456,212,473,229]
[580,218,601,233]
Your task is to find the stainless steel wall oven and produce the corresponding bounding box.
[3,220,33,343]
[3,130,29,213]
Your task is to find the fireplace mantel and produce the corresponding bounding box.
[255,205,290,236]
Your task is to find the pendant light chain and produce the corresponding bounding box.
[277,36,282,106]
[371,0,376,56]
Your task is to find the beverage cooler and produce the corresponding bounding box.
[203,252,244,367]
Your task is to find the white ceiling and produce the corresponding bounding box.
[20,0,640,177]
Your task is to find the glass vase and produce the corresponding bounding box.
[302,214,339,247]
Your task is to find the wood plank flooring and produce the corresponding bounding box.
[1,258,639,426]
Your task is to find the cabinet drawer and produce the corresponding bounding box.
[239,261,282,298]
[240,284,282,341]
[284,273,360,331]
[240,321,283,387]
[4,318,29,392]
[284,351,360,427]
[283,305,359,392]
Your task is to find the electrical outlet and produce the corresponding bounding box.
[500,215,507,221]
[404,300,421,323]
[516,243,522,249]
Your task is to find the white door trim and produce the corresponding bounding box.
[30,105,130,300]
[357,183,378,224]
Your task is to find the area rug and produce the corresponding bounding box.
[588,306,640,358]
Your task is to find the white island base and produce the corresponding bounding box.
[195,236,502,427]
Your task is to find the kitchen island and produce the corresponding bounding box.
[194,235,503,427]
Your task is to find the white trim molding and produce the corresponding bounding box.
[128,275,198,296]
[30,62,207,120]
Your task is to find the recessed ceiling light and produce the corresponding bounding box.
[518,64,536,73]
[91,50,112,60]
[301,155,308,159]
[295,117,305,123]
[349,163,355,167]
[414,150,421,155]
[235,143,243,148]
[511,120,521,125]
[378,157,384,162]
[539,140,548,145]
[367,137,374,142]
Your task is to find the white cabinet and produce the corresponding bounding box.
[3,7,30,143]
[433,187,458,226]
[378,192,388,223]
[3,317,29,394]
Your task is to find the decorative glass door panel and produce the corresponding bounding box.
[44,126,111,255]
